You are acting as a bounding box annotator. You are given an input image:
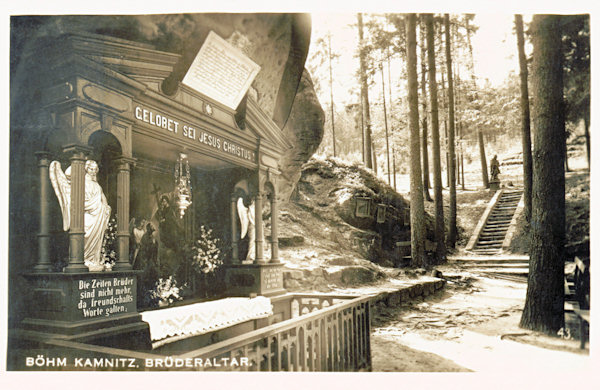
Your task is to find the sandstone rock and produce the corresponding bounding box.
[340,266,376,285]
[324,268,343,284]
[412,284,424,297]
[284,279,301,289]
[279,235,305,247]
[329,257,357,266]
[283,269,304,280]
[386,293,401,307]
[277,70,325,202]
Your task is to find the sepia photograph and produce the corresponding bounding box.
[3,1,594,386]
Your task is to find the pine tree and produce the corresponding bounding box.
[406,13,426,267]
[520,15,566,334]
[515,14,533,221]
[425,14,446,263]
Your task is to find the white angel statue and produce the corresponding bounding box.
[49,159,112,271]
[237,196,271,262]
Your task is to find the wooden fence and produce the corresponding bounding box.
[178,294,372,371]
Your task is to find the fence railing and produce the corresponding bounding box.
[178,294,372,371]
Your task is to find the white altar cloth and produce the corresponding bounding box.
[141,296,273,348]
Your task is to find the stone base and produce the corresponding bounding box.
[17,270,151,350]
[225,263,286,297]
[489,180,500,191]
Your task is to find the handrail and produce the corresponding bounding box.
[179,294,371,360]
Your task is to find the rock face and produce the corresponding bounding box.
[278,70,325,201]
[279,157,437,266]
[12,14,324,203]
[12,14,304,119]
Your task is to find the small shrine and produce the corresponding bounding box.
[9,30,291,352]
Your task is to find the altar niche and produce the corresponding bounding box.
[10,31,292,363]
[226,174,285,297]
[18,122,151,351]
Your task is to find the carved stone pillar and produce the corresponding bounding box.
[34,151,53,272]
[255,193,265,264]
[231,195,239,264]
[63,145,91,273]
[114,156,135,271]
[270,193,279,264]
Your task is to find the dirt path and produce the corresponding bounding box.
[370,265,589,372]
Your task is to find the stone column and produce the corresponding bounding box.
[255,192,265,264]
[231,194,239,264]
[270,193,280,264]
[63,145,91,273]
[114,156,135,271]
[34,151,53,272]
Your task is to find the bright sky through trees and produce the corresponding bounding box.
[308,13,531,107]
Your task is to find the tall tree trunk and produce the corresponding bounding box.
[584,116,590,169]
[520,14,566,335]
[388,51,398,190]
[380,65,391,185]
[564,136,570,172]
[328,34,336,157]
[460,123,465,190]
[420,20,432,201]
[441,70,450,188]
[357,13,373,170]
[444,14,458,248]
[468,16,490,190]
[426,14,446,262]
[360,99,365,162]
[406,13,426,268]
[372,141,378,174]
[478,131,489,188]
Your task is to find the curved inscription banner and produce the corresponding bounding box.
[134,105,256,162]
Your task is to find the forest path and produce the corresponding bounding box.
[370,265,589,372]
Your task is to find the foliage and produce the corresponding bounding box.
[562,15,590,127]
[101,217,117,265]
[146,276,184,307]
[188,225,223,275]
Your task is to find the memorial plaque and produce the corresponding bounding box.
[182,31,261,110]
[261,267,283,290]
[355,197,371,218]
[74,275,136,320]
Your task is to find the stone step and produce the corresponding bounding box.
[478,236,506,242]
[485,223,511,228]
[481,268,529,276]
[480,230,507,235]
[453,257,529,264]
[462,262,529,269]
[476,244,503,249]
[482,227,509,232]
[488,214,514,219]
[477,240,505,245]
[479,233,505,241]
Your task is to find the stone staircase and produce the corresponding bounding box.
[471,189,523,255]
[450,255,530,281]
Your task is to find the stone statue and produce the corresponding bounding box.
[490,155,500,182]
[129,217,146,267]
[49,160,112,271]
[237,196,268,263]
